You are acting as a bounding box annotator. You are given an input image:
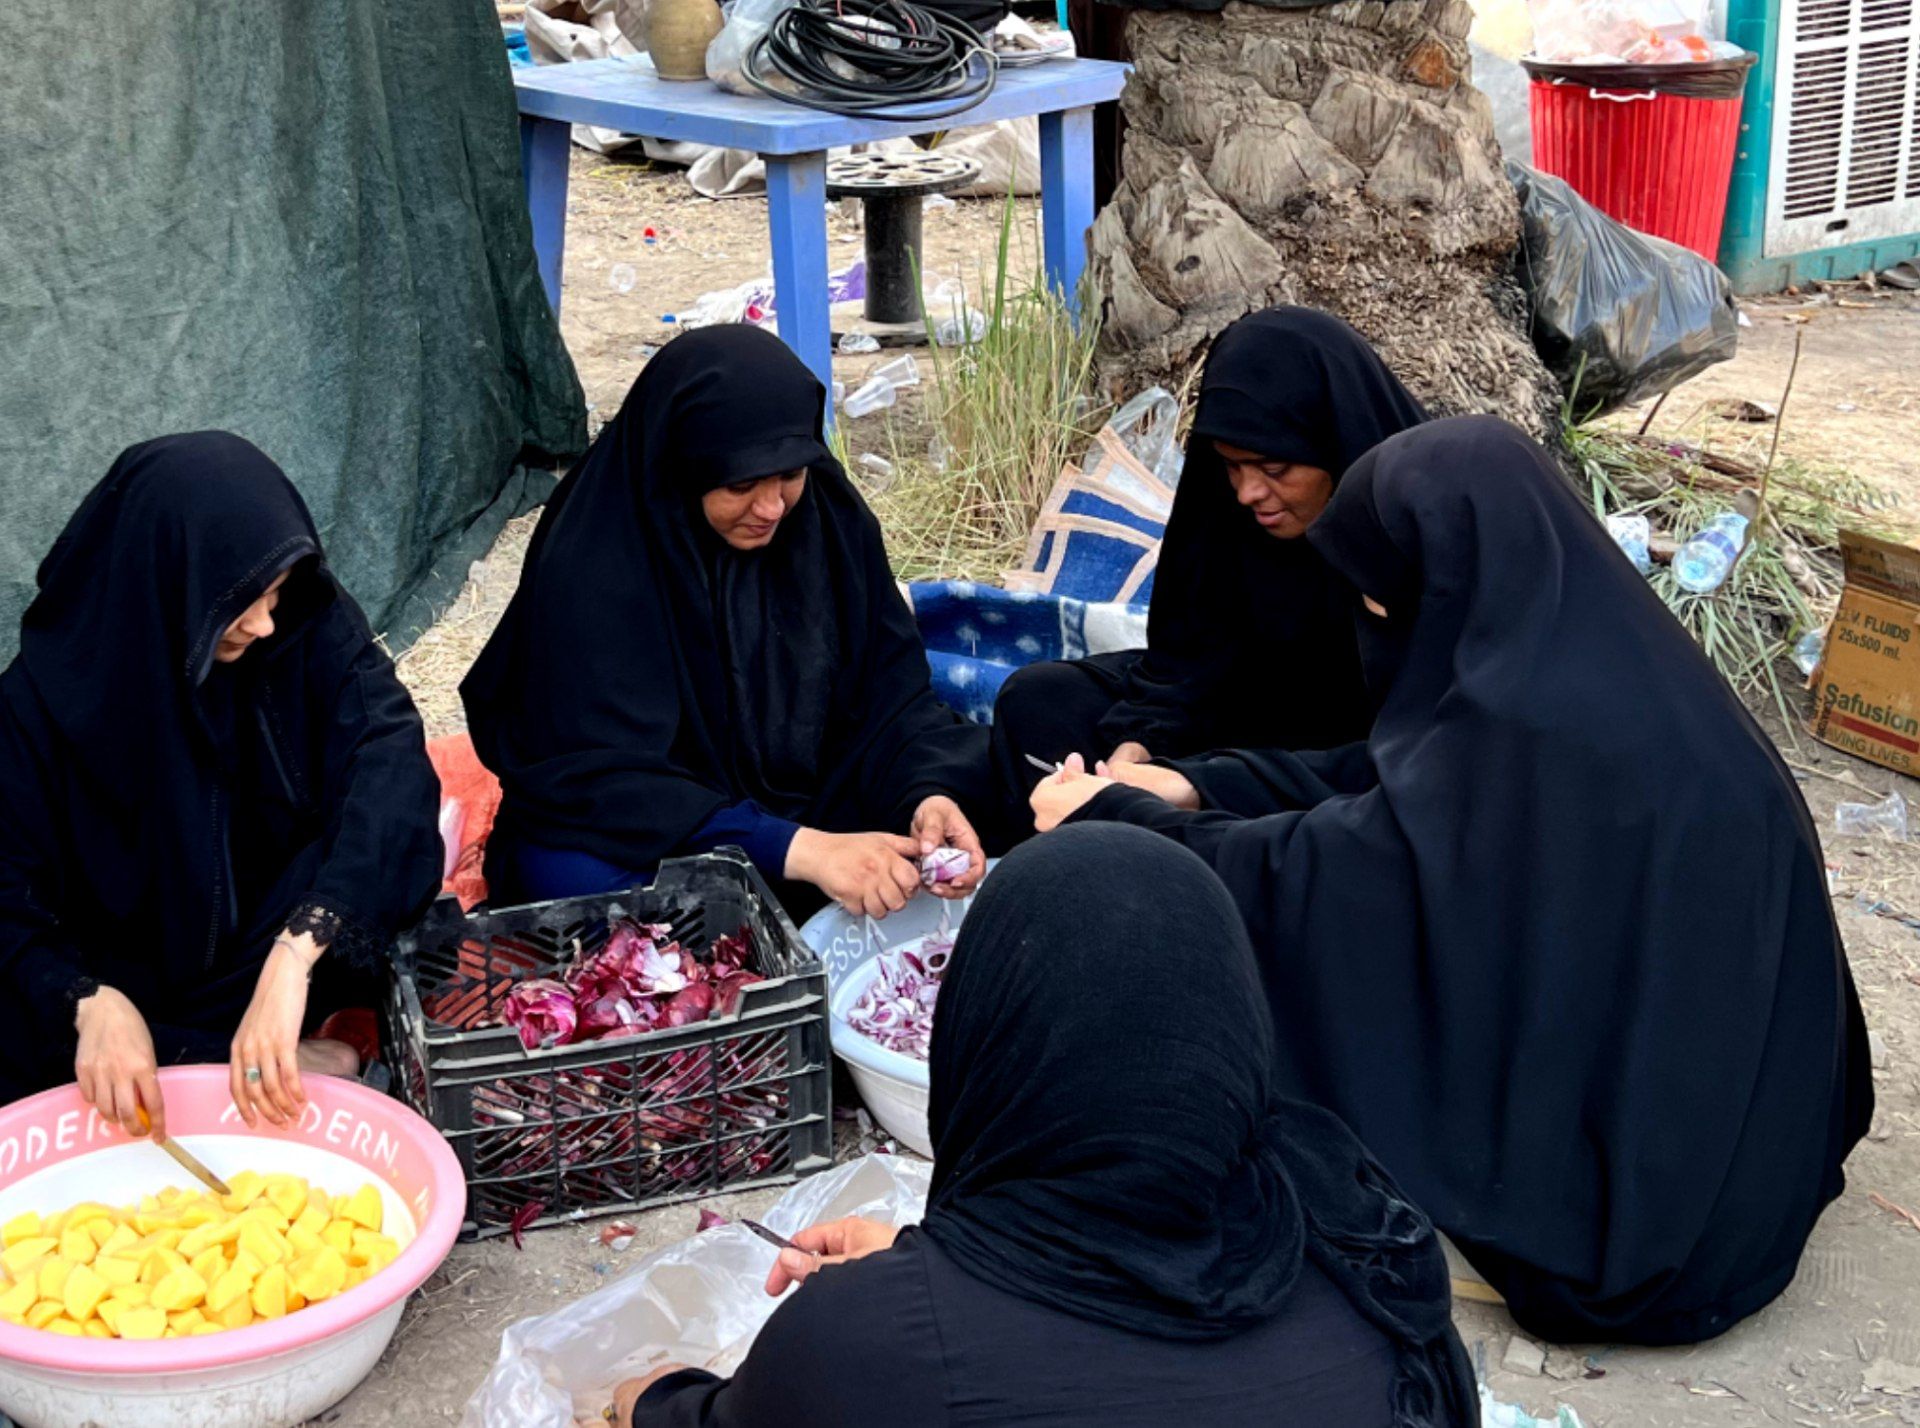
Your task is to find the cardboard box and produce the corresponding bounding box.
[1809,529,1920,775]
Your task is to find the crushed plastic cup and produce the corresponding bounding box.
[929,433,951,472]
[923,194,957,216]
[873,354,920,389]
[843,375,897,418]
[1792,629,1825,677]
[838,332,881,355]
[609,263,638,293]
[856,453,895,480]
[935,309,988,347]
[1834,789,1909,840]
[1605,513,1653,573]
[832,381,847,409]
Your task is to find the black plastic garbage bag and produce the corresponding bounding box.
[1508,161,1739,420]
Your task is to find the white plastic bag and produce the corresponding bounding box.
[1525,0,1734,63]
[706,0,802,97]
[460,1155,934,1428]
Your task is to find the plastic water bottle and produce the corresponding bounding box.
[1604,513,1652,573]
[1672,512,1749,593]
[842,376,896,419]
[838,331,880,355]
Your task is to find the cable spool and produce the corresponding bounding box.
[744,0,999,120]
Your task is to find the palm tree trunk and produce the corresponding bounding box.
[1087,0,1557,432]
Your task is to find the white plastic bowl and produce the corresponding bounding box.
[0,1066,465,1428]
[802,873,988,1159]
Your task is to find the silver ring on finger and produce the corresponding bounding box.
[245,1065,263,1085]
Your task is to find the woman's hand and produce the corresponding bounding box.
[1106,740,1152,767]
[75,986,165,1140]
[910,795,985,898]
[230,932,322,1128]
[764,1216,899,1295]
[1098,758,1201,810]
[611,1364,690,1426]
[786,830,923,918]
[1029,754,1115,833]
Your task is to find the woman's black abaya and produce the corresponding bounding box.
[0,433,444,1099]
[991,307,1427,799]
[462,326,989,905]
[1072,416,1873,1344]
[632,824,1476,1427]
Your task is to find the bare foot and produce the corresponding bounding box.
[296,1037,362,1079]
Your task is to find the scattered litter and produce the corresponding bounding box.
[1501,1334,1547,1377]
[696,1208,731,1232]
[873,353,921,389]
[832,380,847,409]
[1869,1029,1890,1070]
[1542,1349,1590,1381]
[1526,0,1747,63]
[1684,1381,1741,1398]
[935,308,990,346]
[662,313,678,325]
[1479,1383,1585,1427]
[1605,513,1653,573]
[839,331,881,355]
[1709,397,1777,423]
[1869,1191,1920,1233]
[635,344,660,360]
[1792,629,1825,676]
[843,375,897,418]
[643,226,659,245]
[1672,510,1749,594]
[600,1220,638,1251]
[929,433,951,472]
[509,1199,545,1251]
[1865,1358,1920,1397]
[856,453,896,481]
[923,194,956,216]
[608,263,638,294]
[1836,401,1859,412]
[1737,309,1752,327]
[1834,789,1909,840]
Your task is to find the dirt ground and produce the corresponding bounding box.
[349,153,1920,1427]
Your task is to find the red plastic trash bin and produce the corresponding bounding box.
[1524,55,1755,261]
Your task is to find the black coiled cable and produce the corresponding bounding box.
[744,0,999,120]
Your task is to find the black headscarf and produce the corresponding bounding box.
[0,433,443,1094]
[462,326,986,872]
[1097,307,1428,756]
[1084,416,1873,1344]
[920,824,1476,1422]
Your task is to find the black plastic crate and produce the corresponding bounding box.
[385,850,833,1240]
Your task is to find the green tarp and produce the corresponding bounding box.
[0,0,586,657]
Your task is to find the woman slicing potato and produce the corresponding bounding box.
[0,433,443,1135]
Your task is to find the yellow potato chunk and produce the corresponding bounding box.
[213,1295,253,1330]
[264,1175,309,1223]
[340,1185,383,1233]
[25,1299,64,1329]
[321,1220,354,1255]
[241,1203,290,1236]
[151,1265,208,1313]
[117,1305,167,1340]
[167,1308,206,1332]
[83,1319,112,1339]
[206,1264,253,1315]
[287,1224,324,1258]
[0,1278,39,1317]
[95,1298,125,1334]
[2,1237,57,1277]
[95,1254,141,1288]
[64,1203,112,1231]
[237,1223,287,1268]
[251,1263,289,1320]
[293,1204,329,1238]
[220,1171,267,1211]
[37,1257,73,1302]
[85,1217,119,1250]
[2,1211,42,1248]
[189,1321,224,1335]
[290,1247,346,1304]
[57,1225,96,1265]
[99,1224,139,1257]
[189,1246,226,1285]
[109,1282,151,1308]
[62,1262,108,1322]
[177,1219,240,1259]
[139,1247,187,1286]
[45,1317,83,1336]
[229,1248,265,1282]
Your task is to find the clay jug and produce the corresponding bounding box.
[648,0,724,80]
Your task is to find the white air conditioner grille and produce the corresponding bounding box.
[1766,0,1920,253]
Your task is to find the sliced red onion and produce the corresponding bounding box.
[501,979,578,1050]
[920,847,970,886]
[844,933,953,1060]
[696,1208,730,1232]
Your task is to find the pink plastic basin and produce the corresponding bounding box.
[0,1065,465,1428]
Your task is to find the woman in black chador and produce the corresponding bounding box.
[0,432,443,1134]
[463,325,992,920]
[1035,416,1874,1345]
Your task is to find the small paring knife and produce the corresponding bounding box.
[136,1108,232,1197]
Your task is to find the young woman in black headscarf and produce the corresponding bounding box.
[0,433,443,1137]
[610,823,1476,1428]
[1033,416,1874,1346]
[461,325,992,919]
[989,306,1426,812]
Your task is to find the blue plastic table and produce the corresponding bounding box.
[512,58,1129,394]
